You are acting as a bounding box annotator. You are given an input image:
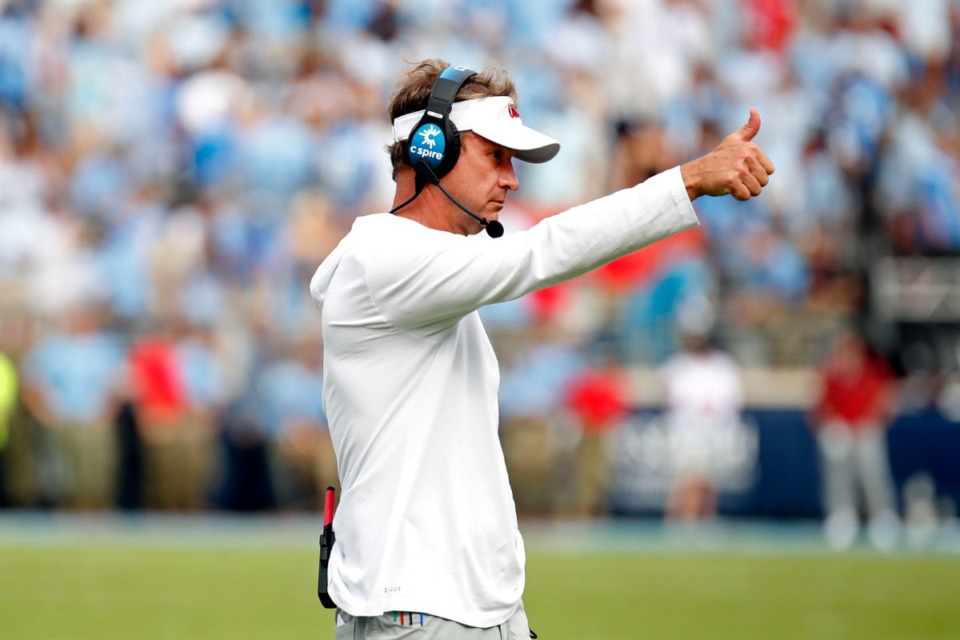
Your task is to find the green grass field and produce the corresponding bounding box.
[2,516,959,640]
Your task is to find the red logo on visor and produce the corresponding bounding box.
[508,106,520,119]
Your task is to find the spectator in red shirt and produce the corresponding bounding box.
[813,327,901,551]
[566,355,629,517]
[130,329,214,511]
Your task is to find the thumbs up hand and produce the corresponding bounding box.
[680,108,776,201]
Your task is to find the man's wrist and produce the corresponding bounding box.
[680,161,702,201]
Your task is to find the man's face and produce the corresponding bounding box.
[442,132,519,234]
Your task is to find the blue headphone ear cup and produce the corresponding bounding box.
[407,120,446,168]
[407,117,461,182]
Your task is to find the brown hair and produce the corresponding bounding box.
[386,58,517,180]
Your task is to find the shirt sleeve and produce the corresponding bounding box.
[366,167,699,332]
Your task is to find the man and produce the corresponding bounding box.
[21,306,125,509]
[660,302,745,529]
[813,327,901,551]
[310,59,774,638]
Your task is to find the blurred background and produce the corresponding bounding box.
[0,0,959,556]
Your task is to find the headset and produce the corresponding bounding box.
[407,64,476,183]
[392,65,504,238]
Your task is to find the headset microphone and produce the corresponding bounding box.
[485,219,505,239]
[416,161,504,238]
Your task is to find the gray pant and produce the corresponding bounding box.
[817,421,896,518]
[334,602,532,640]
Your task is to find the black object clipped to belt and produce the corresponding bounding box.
[318,486,337,609]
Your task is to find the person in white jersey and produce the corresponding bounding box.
[310,59,775,639]
[660,300,745,528]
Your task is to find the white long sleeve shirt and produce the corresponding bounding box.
[309,167,698,627]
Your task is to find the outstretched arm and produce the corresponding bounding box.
[680,108,776,201]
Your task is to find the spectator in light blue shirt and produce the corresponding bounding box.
[255,337,334,510]
[21,307,125,508]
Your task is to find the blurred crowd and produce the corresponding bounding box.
[1,0,960,514]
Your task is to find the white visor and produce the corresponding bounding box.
[392,96,560,163]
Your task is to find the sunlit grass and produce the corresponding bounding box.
[3,541,959,640]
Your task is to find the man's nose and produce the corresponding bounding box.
[500,160,519,191]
